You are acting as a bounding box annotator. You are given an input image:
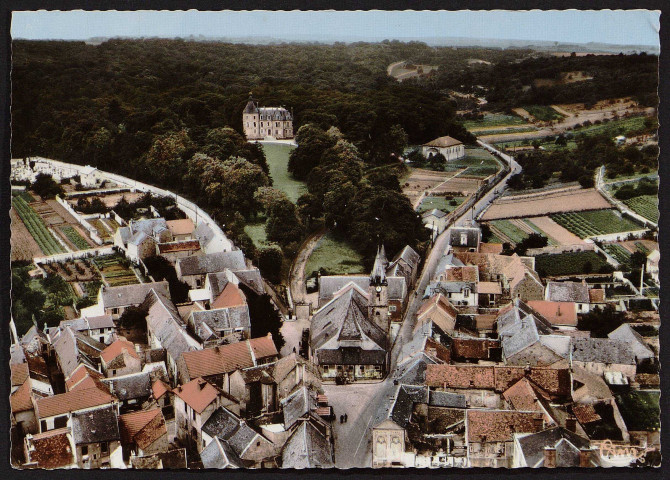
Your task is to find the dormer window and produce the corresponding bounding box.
[460,233,468,246]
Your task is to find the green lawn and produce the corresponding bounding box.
[244,218,269,247]
[524,105,565,121]
[550,209,643,238]
[418,195,465,214]
[305,232,366,278]
[535,250,610,277]
[445,148,501,177]
[262,143,306,203]
[462,113,528,130]
[623,195,659,223]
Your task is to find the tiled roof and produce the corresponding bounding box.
[174,377,221,414]
[26,428,75,469]
[478,281,502,294]
[502,378,543,412]
[182,336,276,380]
[152,379,171,400]
[65,364,104,391]
[71,406,120,445]
[11,362,29,387]
[130,449,187,469]
[177,250,246,276]
[571,338,636,365]
[157,240,201,254]
[466,410,544,443]
[479,242,503,254]
[588,288,606,303]
[424,135,463,148]
[212,282,246,309]
[11,379,33,413]
[36,386,115,419]
[445,266,478,282]
[119,408,162,444]
[166,218,195,236]
[545,281,590,304]
[134,410,167,450]
[101,339,139,363]
[572,403,601,425]
[451,338,500,361]
[426,364,495,390]
[527,300,577,326]
[249,335,279,359]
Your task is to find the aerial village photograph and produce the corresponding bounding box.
[6,8,663,470]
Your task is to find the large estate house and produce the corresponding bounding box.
[243,94,293,140]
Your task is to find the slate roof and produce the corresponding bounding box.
[516,427,590,467]
[53,327,105,378]
[466,410,544,443]
[102,372,152,401]
[429,390,467,408]
[422,208,447,219]
[231,269,265,295]
[130,449,187,469]
[26,428,75,469]
[190,306,251,339]
[318,275,406,305]
[545,281,590,304]
[282,386,316,429]
[71,406,120,445]
[607,324,655,360]
[200,437,243,469]
[394,353,436,385]
[497,299,555,359]
[177,251,246,276]
[571,338,636,365]
[202,407,268,458]
[35,386,116,419]
[101,281,169,309]
[448,226,480,248]
[390,385,429,428]
[423,135,463,148]
[282,420,334,469]
[60,315,115,332]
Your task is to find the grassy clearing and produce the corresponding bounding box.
[570,115,652,139]
[623,195,658,223]
[550,209,643,238]
[305,232,366,278]
[445,148,501,177]
[244,218,269,247]
[535,250,610,277]
[12,195,66,255]
[418,195,465,214]
[524,105,565,121]
[60,226,91,250]
[462,113,528,130]
[262,143,305,203]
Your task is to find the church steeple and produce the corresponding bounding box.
[369,244,390,334]
[370,244,388,286]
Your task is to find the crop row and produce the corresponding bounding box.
[60,226,91,250]
[551,209,643,238]
[13,196,66,255]
[602,244,632,266]
[623,195,659,223]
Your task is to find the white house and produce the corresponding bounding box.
[422,136,465,161]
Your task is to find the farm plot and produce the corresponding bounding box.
[93,254,140,287]
[445,148,502,178]
[462,113,528,130]
[534,250,610,277]
[481,188,611,220]
[432,176,482,195]
[12,196,66,255]
[526,216,586,245]
[623,195,658,223]
[42,259,100,283]
[550,209,643,238]
[523,105,565,122]
[59,226,92,250]
[10,207,44,261]
[602,243,632,266]
[402,168,461,207]
[304,232,366,278]
[418,195,466,214]
[489,220,530,244]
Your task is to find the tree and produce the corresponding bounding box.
[240,284,285,352]
[266,199,304,247]
[31,173,64,199]
[367,170,402,192]
[254,187,289,215]
[287,124,335,180]
[143,256,190,303]
[142,130,193,189]
[514,233,548,255]
[578,174,595,188]
[119,306,148,330]
[258,245,284,284]
[202,158,270,217]
[577,304,624,337]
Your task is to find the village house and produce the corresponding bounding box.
[646,249,660,284]
[165,218,196,241]
[11,377,40,436]
[156,240,202,264]
[100,339,141,377]
[174,377,241,453]
[422,136,465,161]
[607,323,655,363]
[385,245,421,290]
[243,94,293,140]
[102,372,153,411]
[414,293,458,335]
[512,426,595,468]
[228,364,278,417]
[426,265,479,307]
[23,428,78,469]
[545,281,591,314]
[59,315,117,344]
[422,208,448,236]
[526,300,578,330]
[71,406,123,468]
[114,218,173,263]
[571,338,637,380]
[281,415,335,468]
[119,408,169,459]
[175,250,247,289]
[447,226,481,253]
[87,281,170,319]
[51,326,106,378]
[78,165,101,188]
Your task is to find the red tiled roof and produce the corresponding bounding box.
[166,218,195,236]
[588,288,606,303]
[152,379,171,400]
[11,363,30,387]
[474,314,497,330]
[425,365,495,389]
[211,282,246,309]
[467,410,544,443]
[65,364,103,391]
[479,243,503,254]
[173,378,220,414]
[445,266,478,282]
[26,428,74,469]
[502,378,542,412]
[101,339,139,363]
[451,338,499,361]
[494,366,571,398]
[424,337,451,363]
[11,379,34,414]
[572,404,601,425]
[527,300,578,326]
[134,411,167,450]
[119,408,161,444]
[478,281,502,295]
[182,337,277,380]
[157,240,201,254]
[36,386,115,418]
[416,293,458,319]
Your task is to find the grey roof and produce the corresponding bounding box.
[143,289,199,361]
[572,338,636,365]
[244,97,258,114]
[60,315,115,333]
[53,327,101,378]
[391,385,428,428]
[370,245,388,285]
[128,230,151,247]
[394,352,437,384]
[607,324,655,360]
[311,285,387,352]
[102,372,152,401]
[281,386,316,430]
[191,306,251,336]
[424,280,474,297]
[435,253,465,274]
[517,427,590,468]
[282,420,334,469]
[130,449,187,469]
[422,208,447,219]
[71,406,120,445]
[206,272,230,299]
[399,319,431,363]
[177,251,247,277]
[448,226,480,248]
[429,390,467,408]
[10,344,27,365]
[194,222,216,247]
[391,245,420,269]
[101,281,169,309]
[316,348,387,366]
[318,275,406,305]
[232,269,265,296]
[497,299,555,359]
[545,281,590,304]
[202,407,267,457]
[200,437,243,469]
[128,218,168,238]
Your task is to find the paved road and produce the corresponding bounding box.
[323,141,519,468]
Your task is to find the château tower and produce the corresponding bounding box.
[368,245,390,333]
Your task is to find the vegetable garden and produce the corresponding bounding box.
[60,226,91,250]
[93,254,139,287]
[550,209,643,238]
[534,250,610,277]
[12,195,65,255]
[623,195,658,223]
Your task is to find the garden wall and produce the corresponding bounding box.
[34,245,116,265]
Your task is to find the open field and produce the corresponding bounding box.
[12,196,66,255]
[527,216,585,245]
[304,232,365,278]
[618,239,658,255]
[463,113,529,131]
[481,188,611,220]
[444,148,502,178]
[93,253,140,287]
[387,61,438,82]
[262,143,305,203]
[623,195,658,223]
[535,250,610,277]
[533,71,593,88]
[523,105,565,122]
[432,176,483,195]
[68,191,146,210]
[244,219,269,247]
[550,209,644,238]
[402,168,461,207]
[417,195,466,214]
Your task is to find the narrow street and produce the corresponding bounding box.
[321,141,519,468]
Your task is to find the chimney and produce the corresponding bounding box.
[579,448,592,468]
[566,417,577,433]
[533,416,544,431]
[544,447,557,468]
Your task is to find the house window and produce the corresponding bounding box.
[463,288,470,297]
[112,308,119,315]
[111,369,116,376]
[578,304,583,311]
[54,416,68,429]
[40,420,47,431]
[101,442,108,454]
[192,409,196,421]
[99,337,104,343]
[389,305,397,312]
[82,445,88,455]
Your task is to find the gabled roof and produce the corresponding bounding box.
[202,407,269,458]
[390,384,429,428]
[166,218,195,236]
[545,281,590,304]
[11,379,33,414]
[101,339,139,363]
[71,406,120,445]
[143,289,200,361]
[152,379,171,400]
[190,306,251,339]
[466,410,544,443]
[102,372,152,401]
[448,226,480,248]
[200,436,243,469]
[422,208,447,219]
[53,327,105,378]
[174,378,222,414]
[35,386,115,419]
[281,386,316,430]
[177,251,246,276]
[527,300,577,326]
[607,323,655,360]
[101,281,169,309]
[416,293,458,322]
[496,299,555,358]
[502,377,544,412]
[571,338,636,365]
[11,362,29,387]
[119,408,162,444]
[60,314,115,332]
[65,363,104,391]
[25,428,75,469]
[134,411,167,450]
[282,419,334,469]
[423,136,463,148]
[212,282,246,309]
[318,275,406,305]
[516,427,590,467]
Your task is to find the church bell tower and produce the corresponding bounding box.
[369,245,390,334]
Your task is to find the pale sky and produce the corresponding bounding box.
[11,10,660,47]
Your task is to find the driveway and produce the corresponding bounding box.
[288,228,326,306]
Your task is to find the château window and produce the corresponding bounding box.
[389,305,396,312]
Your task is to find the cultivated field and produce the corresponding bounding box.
[480,188,611,220]
[535,250,610,277]
[402,168,462,208]
[12,195,66,255]
[550,209,644,238]
[623,195,658,223]
[68,191,146,210]
[418,195,466,214]
[528,216,586,245]
[93,254,140,287]
[10,207,45,261]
